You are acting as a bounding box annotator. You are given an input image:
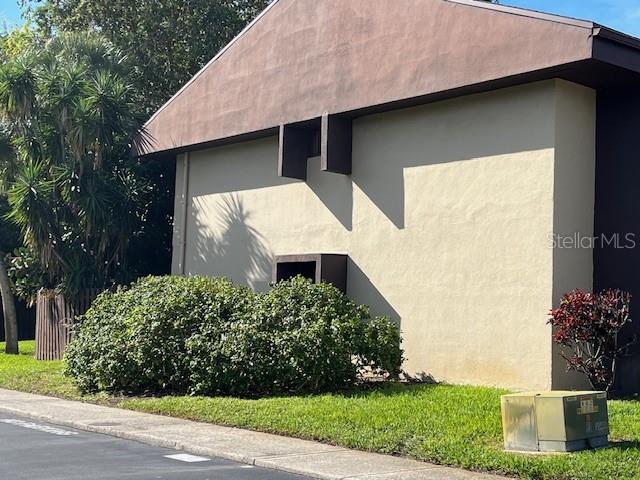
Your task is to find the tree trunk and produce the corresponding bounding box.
[0,255,18,354]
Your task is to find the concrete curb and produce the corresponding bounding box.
[0,389,507,480]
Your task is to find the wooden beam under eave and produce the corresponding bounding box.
[321,113,352,175]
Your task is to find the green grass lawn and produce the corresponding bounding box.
[1,341,639,479]
[0,341,81,399]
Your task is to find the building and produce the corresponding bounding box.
[140,0,640,393]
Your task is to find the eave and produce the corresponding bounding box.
[139,0,640,159]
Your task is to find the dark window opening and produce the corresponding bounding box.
[278,118,322,180]
[309,128,321,157]
[275,261,317,283]
[272,254,347,292]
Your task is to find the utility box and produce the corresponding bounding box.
[501,391,609,452]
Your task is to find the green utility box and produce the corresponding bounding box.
[501,391,609,452]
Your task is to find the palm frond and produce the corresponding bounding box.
[0,54,37,129]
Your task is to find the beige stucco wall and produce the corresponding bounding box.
[551,81,596,389]
[172,79,595,391]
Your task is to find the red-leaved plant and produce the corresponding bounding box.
[548,289,635,393]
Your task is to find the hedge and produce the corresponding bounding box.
[65,275,403,396]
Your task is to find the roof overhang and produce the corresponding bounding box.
[139,0,640,158]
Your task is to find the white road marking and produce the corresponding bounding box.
[164,453,211,463]
[0,419,78,436]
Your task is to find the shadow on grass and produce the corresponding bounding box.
[274,380,503,402]
[335,381,439,398]
[609,439,640,451]
[128,381,446,402]
[613,394,640,402]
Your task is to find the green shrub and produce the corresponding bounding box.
[7,245,50,305]
[357,316,404,377]
[66,275,403,396]
[65,276,252,394]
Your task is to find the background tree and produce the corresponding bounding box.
[0,31,151,295]
[0,29,34,354]
[17,0,272,281]
[1,0,272,324]
[26,0,272,113]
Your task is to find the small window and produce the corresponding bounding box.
[272,254,347,292]
[275,261,317,283]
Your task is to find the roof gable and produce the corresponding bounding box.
[142,0,598,155]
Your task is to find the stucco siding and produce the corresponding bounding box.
[551,80,596,389]
[172,80,594,390]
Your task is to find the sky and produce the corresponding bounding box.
[0,0,22,30]
[0,0,640,37]
[506,0,640,37]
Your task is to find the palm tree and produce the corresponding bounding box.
[0,132,19,354]
[0,256,17,354]
[0,32,149,295]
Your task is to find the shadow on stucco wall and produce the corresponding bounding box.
[306,157,353,231]
[351,83,556,229]
[347,258,400,326]
[188,193,400,329]
[593,88,640,394]
[191,194,273,291]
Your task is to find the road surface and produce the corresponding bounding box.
[0,412,309,480]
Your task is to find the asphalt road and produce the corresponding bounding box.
[0,412,309,480]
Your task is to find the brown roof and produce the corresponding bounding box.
[140,0,640,156]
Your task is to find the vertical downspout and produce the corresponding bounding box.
[180,152,190,275]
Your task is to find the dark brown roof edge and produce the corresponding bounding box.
[140,60,596,159]
[443,0,593,29]
[449,0,640,51]
[594,26,640,50]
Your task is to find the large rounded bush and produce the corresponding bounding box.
[65,276,252,393]
[66,275,403,396]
